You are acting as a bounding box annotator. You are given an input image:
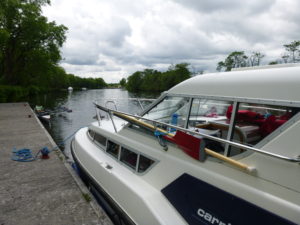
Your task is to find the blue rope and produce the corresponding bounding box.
[50,126,85,152]
[154,130,168,151]
[11,148,36,162]
[154,130,168,137]
[11,126,86,162]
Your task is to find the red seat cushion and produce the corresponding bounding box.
[260,115,287,137]
[226,105,264,123]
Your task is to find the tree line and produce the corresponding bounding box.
[0,0,106,102]
[2,0,299,101]
[122,63,192,92]
[217,40,300,71]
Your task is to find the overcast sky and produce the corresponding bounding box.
[42,0,300,83]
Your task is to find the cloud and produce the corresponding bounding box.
[43,0,300,83]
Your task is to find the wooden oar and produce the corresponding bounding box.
[114,112,173,135]
[205,149,255,173]
[113,111,255,173]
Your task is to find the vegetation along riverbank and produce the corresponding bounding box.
[0,0,106,102]
[1,0,299,102]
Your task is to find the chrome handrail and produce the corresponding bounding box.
[95,98,155,114]
[94,102,300,162]
[95,98,156,101]
[105,100,118,111]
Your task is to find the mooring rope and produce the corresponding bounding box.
[11,126,85,162]
[154,130,169,151]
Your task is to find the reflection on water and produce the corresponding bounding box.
[29,89,159,158]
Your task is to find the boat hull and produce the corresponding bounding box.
[71,125,299,225]
[71,139,135,225]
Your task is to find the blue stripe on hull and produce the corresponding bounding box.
[161,173,295,225]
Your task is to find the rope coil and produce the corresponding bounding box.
[11,148,36,162]
[11,126,85,162]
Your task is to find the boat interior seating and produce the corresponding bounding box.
[226,105,290,138]
[140,96,295,157]
[189,104,293,156]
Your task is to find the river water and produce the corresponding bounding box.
[29,89,158,158]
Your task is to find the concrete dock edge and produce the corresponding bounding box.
[0,103,113,225]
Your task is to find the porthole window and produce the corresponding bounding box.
[138,155,154,173]
[120,147,137,170]
[89,135,156,173]
[94,132,107,147]
[107,140,119,158]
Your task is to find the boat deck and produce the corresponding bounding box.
[0,103,112,225]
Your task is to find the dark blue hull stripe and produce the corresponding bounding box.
[161,173,295,225]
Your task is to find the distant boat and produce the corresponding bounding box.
[34,105,51,122]
[82,87,87,91]
[68,87,73,91]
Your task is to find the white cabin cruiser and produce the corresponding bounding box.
[71,65,300,225]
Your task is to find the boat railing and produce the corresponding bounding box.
[105,100,118,111]
[96,98,155,111]
[95,98,156,121]
[94,102,300,163]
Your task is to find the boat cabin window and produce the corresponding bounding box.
[88,133,157,173]
[226,103,297,156]
[186,98,298,156]
[143,96,190,129]
[94,132,107,147]
[187,98,233,152]
[120,147,137,169]
[106,140,120,158]
[138,155,155,173]
[188,99,232,127]
[88,129,95,139]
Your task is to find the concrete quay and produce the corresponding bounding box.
[0,103,112,225]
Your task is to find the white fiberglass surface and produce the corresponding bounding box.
[97,118,127,132]
[168,66,300,102]
[74,128,187,225]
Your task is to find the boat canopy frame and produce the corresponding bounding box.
[94,101,300,163]
[139,93,300,154]
[142,92,300,113]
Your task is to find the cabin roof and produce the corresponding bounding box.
[168,66,300,103]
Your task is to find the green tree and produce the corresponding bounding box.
[217,51,248,71]
[94,78,106,88]
[65,74,106,89]
[172,63,191,83]
[125,63,191,92]
[249,52,265,66]
[119,78,126,87]
[281,53,289,63]
[0,0,67,86]
[125,71,143,92]
[268,61,278,65]
[140,69,161,91]
[283,40,300,63]
[216,61,225,72]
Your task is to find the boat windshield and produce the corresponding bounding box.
[142,96,190,128]
[188,99,231,126]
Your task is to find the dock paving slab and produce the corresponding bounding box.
[0,103,112,225]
